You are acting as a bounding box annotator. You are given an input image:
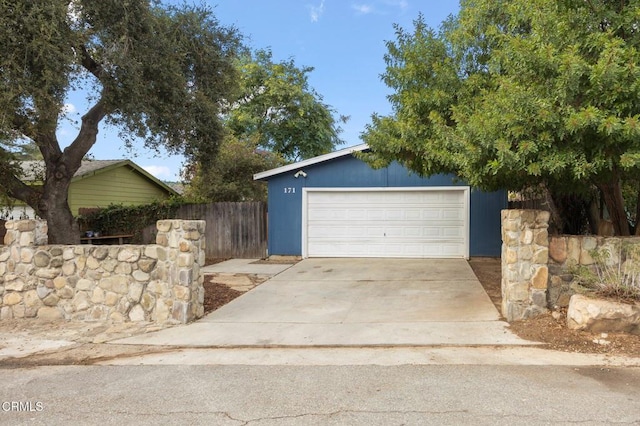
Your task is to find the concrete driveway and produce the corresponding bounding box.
[116,258,533,347]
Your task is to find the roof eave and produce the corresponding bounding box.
[70,160,128,182]
[253,143,369,181]
[17,160,180,197]
[72,160,180,196]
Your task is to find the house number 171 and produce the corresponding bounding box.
[283,187,296,194]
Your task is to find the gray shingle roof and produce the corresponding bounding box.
[17,159,178,196]
[19,160,126,181]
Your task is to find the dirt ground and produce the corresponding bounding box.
[468,257,640,358]
[203,280,243,315]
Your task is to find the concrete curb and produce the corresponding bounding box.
[95,346,640,367]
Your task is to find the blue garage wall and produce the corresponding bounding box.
[266,173,304,256]
[469,189,507,256]
[264,155,506,257]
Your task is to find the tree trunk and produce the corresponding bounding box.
[543,185,564,234]
[597,178,630,236]
[34,101,105,244]
[635,187,640,235]
[6,93,105,244]
[38,161,80,244]
[587,196,600,235]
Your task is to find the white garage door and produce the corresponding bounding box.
[304,188,469,258]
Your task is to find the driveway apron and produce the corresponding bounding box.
[114,258,533,347]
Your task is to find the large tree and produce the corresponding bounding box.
[183,133,284,202]
[0,0,242,243]
[184,49,346,202]
[362,0,640,235]
[225,49,347,161]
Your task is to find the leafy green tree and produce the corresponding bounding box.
[226,49,347,161]
[362,0,640,235]
[184,133,284,202]
[0,0,242,243]
[184,49,346,202]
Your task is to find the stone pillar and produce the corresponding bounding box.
[501,210,550,321]
[1,220,49,320]
[3,220,48,247]
[155,220,206,323]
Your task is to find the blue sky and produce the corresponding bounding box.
[58,1,460,181]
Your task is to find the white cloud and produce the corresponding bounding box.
[308,0,325,22]
[63,103,77,114]
[384,0,409,10]
[143,165,172,179]
[352,4,374,14]
[353,0,408,16]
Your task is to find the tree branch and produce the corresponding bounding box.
[11,112,36,141]
[65,47,113,170]
[63,97,109,169]
[2,170,42,216]
[36,130,62,165]
[32,96,64,164]
[80,46,107,81]
[13,105,61,165]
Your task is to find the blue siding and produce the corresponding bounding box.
[469,189,507,256]
[265,155,506,257]
[266,173,304,256]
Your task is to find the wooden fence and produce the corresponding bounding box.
[142,202,267,259]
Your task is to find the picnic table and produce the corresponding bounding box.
[80,234,134,245]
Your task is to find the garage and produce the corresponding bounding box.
[303,188,469,258]
[254,144,506,259]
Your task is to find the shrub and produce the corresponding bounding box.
[571,241,640,302]
[77,198,184,243]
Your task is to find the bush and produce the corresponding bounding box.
[571,241,640,302]
[77,198,184,243]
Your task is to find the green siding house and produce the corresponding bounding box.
[2,160,179,219]
[67,160,178,215]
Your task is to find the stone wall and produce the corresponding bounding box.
[501,210,550,321]
[0,219,205,324]
[502,209,640,322]
[548,235,640,308]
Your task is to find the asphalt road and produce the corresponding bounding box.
[1,364,638,425]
